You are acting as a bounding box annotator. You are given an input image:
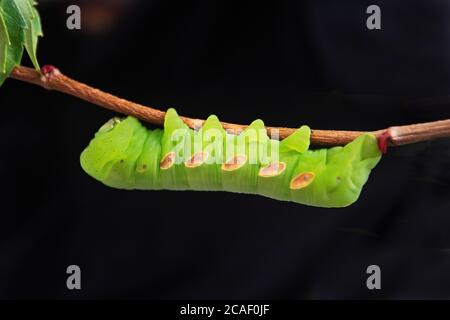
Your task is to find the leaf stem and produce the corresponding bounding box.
[10,65,450,147]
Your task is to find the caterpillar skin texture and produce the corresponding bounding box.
[80,109,382,208]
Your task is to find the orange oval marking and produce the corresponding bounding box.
[160,152,176,170]
[222,154,247,171]
[290,172,315,190]
[185,151,209,168]
[258,162,286,177]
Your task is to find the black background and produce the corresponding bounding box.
[0,0,449,299]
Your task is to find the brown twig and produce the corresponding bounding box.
[10,65,450,147]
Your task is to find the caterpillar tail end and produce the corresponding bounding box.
[301,133,382,209]
[332,133,382,208]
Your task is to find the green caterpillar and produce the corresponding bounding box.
[80,109,382,208]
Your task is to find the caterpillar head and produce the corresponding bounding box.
[80,116,148,189]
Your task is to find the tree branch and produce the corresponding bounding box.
[10,65,450,148]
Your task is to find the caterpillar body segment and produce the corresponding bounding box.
[185,115,226,191]
[80,109,382,208]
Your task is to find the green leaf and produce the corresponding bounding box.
[0,0,26,86]
[0,10,11,73]
[14,0,43,70]
[0,0,43,86]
